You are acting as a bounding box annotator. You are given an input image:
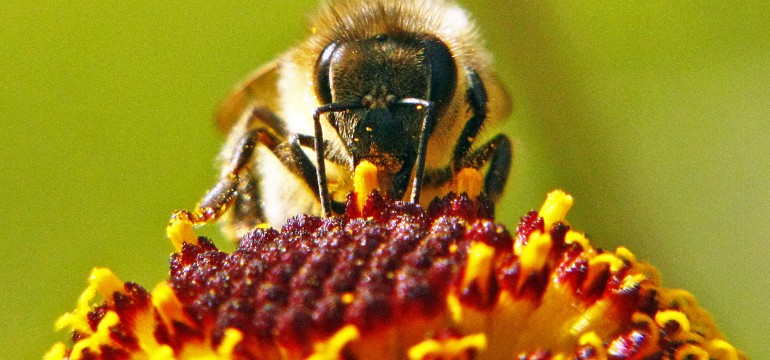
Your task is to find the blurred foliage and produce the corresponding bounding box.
[1,1,767,358]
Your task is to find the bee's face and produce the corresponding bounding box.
[313,34,457,175]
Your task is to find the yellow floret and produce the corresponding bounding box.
[307,325,361,360]
[518,231,553,276]
[152,282,195,334]
[407,333,487,360]
[462,242,496,299]
[70,311,120,359]
[217,328,244,357]
[55,268,125,335]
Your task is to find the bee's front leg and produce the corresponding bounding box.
[446,68,513,203]
[290,134,349,214]
[172,127,346,238]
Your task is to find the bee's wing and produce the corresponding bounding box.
[483,71,512,122]
[215,59,281,133]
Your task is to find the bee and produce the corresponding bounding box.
[175,0,512,239]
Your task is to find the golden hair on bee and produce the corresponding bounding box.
[175,0,512,239]
[311,0,480,46]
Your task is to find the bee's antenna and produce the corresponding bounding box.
[313,102,362,217]
[397,98,435,204]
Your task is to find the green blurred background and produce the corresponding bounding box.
[1,1,767,358]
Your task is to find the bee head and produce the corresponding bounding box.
[314,33,457,178]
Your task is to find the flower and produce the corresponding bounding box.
[47,185,746,359]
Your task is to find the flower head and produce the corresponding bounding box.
[48,189,746,359]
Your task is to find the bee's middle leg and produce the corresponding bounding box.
[221,135,321,239]
[457,134,512,203]
[172,127,279,225]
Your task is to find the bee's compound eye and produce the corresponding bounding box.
[423,38,457,112]
[315,42,338,105]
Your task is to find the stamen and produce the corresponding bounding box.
[570,299,611,337]
[446,294,463,323]
[578,332,608,360]
[55,268,125,335]
[462,242,496,300]
[353,160,378,211]
[708,339,740,360]
[614,247,636,263]
[676,344,710,360]
[565,230,589,248]
[518,231,552,274]
[407,333,487,360]
[166,217,199,251]
[341,292,355,304]
[90,267,126,301]
[655,310,691,333]
[43,344,66,360]
[71,311,120,358]
[589,253,625,273]
[152,282,195,333]
[217,328,244,356]
[454,167,483,199]
[307,325,360,360]
[538,190,573,229]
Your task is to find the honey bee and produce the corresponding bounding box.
[175,0,512,239]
